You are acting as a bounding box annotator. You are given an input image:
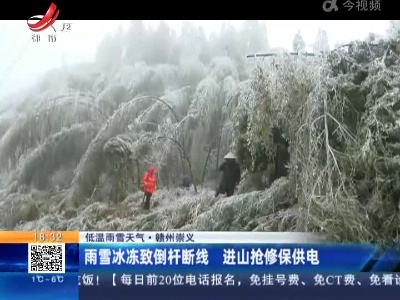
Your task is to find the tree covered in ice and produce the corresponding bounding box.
[292,31,306,52]
[234,30,400,245]
[313,28,330,53]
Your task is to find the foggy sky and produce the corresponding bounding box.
[0,20,391,103]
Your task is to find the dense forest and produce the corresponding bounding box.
[0,21,399,246]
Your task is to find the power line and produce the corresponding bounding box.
[246,52,316,58]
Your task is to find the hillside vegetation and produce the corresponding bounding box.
[1,21,400,246]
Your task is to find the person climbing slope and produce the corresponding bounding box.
[215,152,241,197]
[141,166,157,210]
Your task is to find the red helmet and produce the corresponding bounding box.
[149,166,155,173]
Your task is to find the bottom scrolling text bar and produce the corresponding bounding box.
[79,272,400,300]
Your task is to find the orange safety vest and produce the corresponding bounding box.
[142,172,156,193]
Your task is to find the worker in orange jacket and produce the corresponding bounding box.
[141,166,156,210]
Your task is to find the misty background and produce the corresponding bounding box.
[0,19,399,246]
[0,20,390,102]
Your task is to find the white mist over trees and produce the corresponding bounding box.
[0,21,399,246]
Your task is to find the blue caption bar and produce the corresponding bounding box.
[79,243,383,272]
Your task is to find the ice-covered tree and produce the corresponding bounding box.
[95,28,124,72]
[145,21,175,65]
[292,31,305,52]
[124,20,148,64]
[388,20,400,40]
[313,28,330,53]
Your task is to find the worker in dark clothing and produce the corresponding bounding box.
[215,152,241,197]
[182,175,191,190]
[272,126,289,181]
